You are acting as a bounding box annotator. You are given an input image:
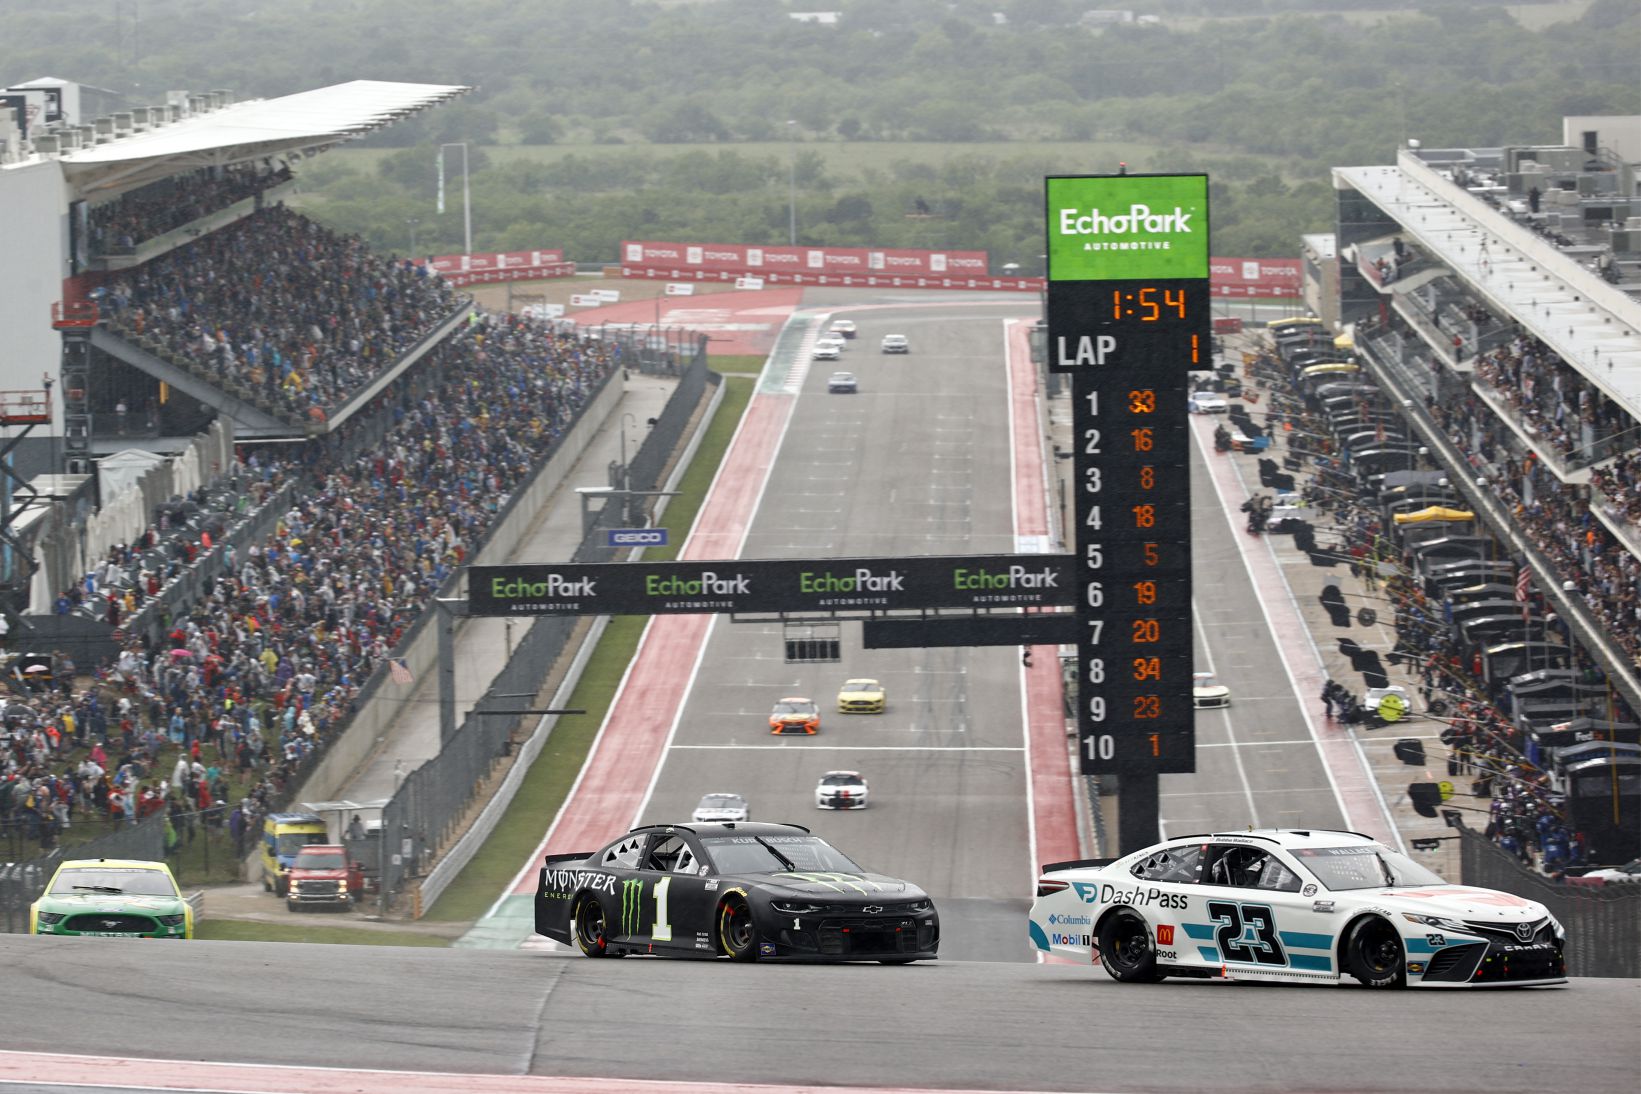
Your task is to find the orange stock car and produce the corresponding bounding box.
[769,697,821,735]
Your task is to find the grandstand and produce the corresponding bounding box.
[1320,115,1641,864]
[0,79,710,885]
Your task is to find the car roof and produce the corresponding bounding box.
[841,678,880,686]
[698,792,746,800]
[57,858,171,871]
[777,696,813,703]
[1165,828,1381,850]
[627,821,810,838]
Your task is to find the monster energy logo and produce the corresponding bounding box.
[620,878,644,935]
[775,872,884,894]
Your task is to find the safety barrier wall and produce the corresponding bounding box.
[1457,823,1640,977]
[383,347,716,913]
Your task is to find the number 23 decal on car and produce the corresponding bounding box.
[1207,901,1287,966]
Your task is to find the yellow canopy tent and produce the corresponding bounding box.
[1394,506,1476,524]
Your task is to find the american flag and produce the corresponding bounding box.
[388,657,414,685]
[1515,566,1531,602]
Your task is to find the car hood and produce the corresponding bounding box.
[740,871,920,899]
[36,893,182,913]
[838,690,881,700]
[290,868,348,880]
[771,714,815,723]
[1369,885,1551,923]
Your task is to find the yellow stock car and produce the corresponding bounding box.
[837,678,886,714]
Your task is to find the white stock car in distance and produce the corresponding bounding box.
[1029,830,1566,988]
[691,793,750,823]
[815,771,869,810]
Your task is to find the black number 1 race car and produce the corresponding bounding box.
[534,822,939,962]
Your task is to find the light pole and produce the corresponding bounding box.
[786,120,797,246]
[407,217,420,256]
[437,142,473,256]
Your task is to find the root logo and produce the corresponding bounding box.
[620,879,644,935]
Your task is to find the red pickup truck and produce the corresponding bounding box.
[285,845,364,912]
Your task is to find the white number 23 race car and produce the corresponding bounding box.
[1029,829,1566,988]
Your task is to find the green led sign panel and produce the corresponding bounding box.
[1046,174,1210,282]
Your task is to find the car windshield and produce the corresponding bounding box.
[276,833,327,855]
[52,867,177,898]
[773,701,815,715]
[842,680,878,692]
[820,774,861,786]
[703,835,864,875]
[297,852,346,869]
[697,795,744,810]
[1292,846,1447,891]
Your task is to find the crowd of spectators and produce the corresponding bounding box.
[1589,451,1641,530]
[89,163,293,257]
[9,308,625,864]
[99,205,463,425]
[1250,327,1636,873]
[1472,330,1634,468]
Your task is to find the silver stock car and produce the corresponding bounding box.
[536,822,938,962]
[1029,829,1565,988]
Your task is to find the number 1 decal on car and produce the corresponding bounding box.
[1206,901,1287,966]
[651,876,674,942]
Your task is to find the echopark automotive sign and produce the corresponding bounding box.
[468,555,1074,616]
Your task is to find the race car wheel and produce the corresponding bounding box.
[1344,916,1406,988]
[574,895,617,958]
[1097,909,1164,983]
[718,897,757,961]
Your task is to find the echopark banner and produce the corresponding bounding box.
[468,555,1075,616]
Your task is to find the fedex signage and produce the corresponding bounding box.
[468,554,1075,616]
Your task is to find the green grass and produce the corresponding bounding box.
[195,920,450,946]
[419,374,755,922]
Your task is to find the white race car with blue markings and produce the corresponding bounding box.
[1030,829,1566,988]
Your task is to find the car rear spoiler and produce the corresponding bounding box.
[1039,857,1117,875]
[543,852,594,867]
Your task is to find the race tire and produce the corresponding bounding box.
[574,894,618,958]
[1344,916,1406,988]
[1097,909,1164,983]
[718,897,757,961]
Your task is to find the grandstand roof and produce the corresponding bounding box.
[1337,154,1641,423]
[60,80,470,195]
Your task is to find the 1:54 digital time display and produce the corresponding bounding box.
[1111,285,1189,322]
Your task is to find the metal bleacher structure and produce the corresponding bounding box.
[1327,120,1641,725]
[0,79,471,656]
